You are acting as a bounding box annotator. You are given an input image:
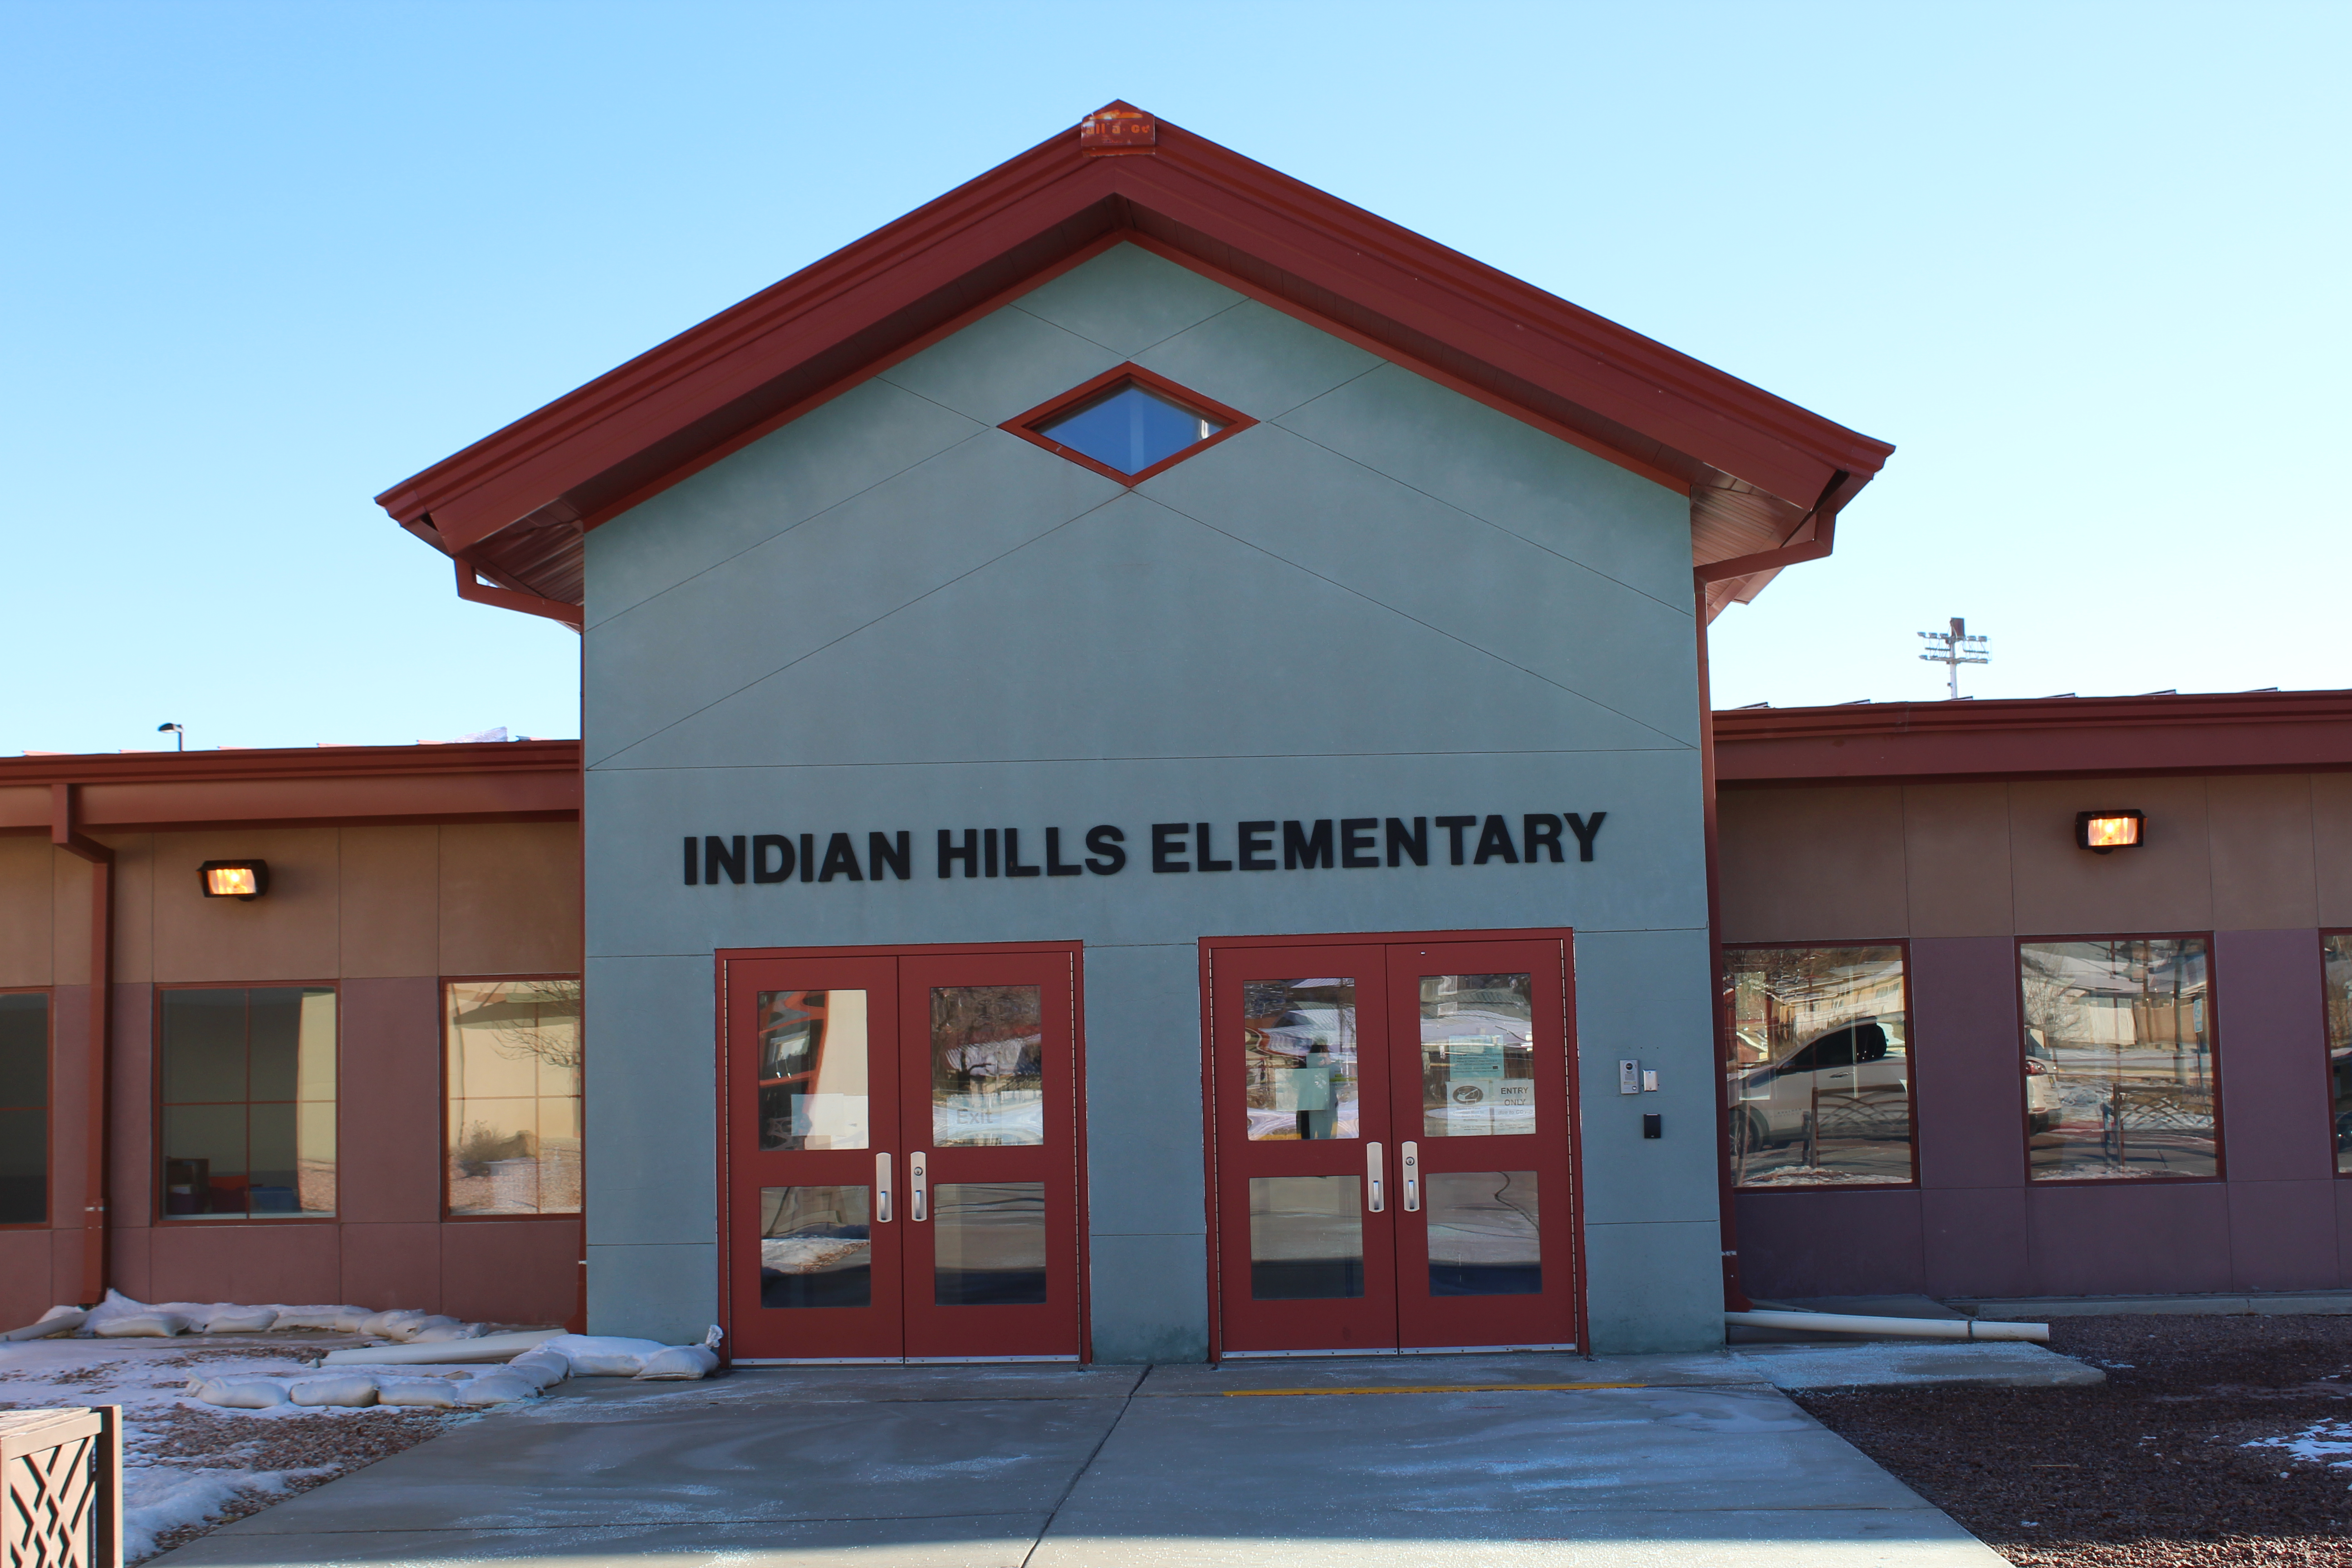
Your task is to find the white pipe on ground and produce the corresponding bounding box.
[1727,1309,2049,1344]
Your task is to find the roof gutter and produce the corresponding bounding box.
[1693,471,1850,587]
[49,784,112,1305]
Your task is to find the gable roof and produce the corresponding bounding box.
[377,102,1893,627]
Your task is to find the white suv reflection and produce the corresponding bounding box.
[1732,1019,1906,1154]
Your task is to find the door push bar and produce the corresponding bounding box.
[1401,1142,1420,1212]
[911,1150,929,1223]
[1366,1142,1384,1213]
[875,1152,893,1223]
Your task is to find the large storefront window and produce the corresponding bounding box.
[2323,935,2352,1176]
[160,987,338,1218]
[1725,946,1912,1187]
[446,979,583,1215]
[0,992,48,1225]
[2021,938,2215,1181]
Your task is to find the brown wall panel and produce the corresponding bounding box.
[1732,1189,1924,1298]
[2024,1182,2233,1296]
[1909,937,2028,1191]
[340,1221,442,1312]
[51,853,93,986]
[338,828,439,979]
[0,1231,52,1327]
[2208,775,2319,931]
[2009,776,2214,937]
[51,1227,89,1317]
[2310,774,2352,929]
[438,822,581,975]
[1920,1187,2033,1298]
[109,985,154,1230]
[147,1220,343,1306]
[109,835,156,985]
[1900,784,2013,938]
[2214,930,2332,1185]
[1717,786,1906,944]
[338,977,444,1225]
[151,828,340,982]
[105,1227,152,1305]
[2226,1180,2339,1293]
[0,836,55,988]
[441,1219,581,1326]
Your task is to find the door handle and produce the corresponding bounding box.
[911,1150,929,1223]
[875,1152,893,1224]
[1401,1142,1419,1212]
[1366,1142,1384,1213]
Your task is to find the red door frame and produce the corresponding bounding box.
[1198,928,1585,1361]
[715,940,1089,1363]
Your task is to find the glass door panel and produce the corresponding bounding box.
[1387,941,1576,1351]
[1212,945,1397,1354]
[726,958,902,1360]
[899,954,1080,1359]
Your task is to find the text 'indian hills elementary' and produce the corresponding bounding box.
[682,812,1611,887]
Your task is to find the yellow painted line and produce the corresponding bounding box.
[1220,1382,1646,1397]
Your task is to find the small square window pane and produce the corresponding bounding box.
[1248,1175,1363,1300]
[931,986,1044,1146]
[933,1181,1048,1305]
[1426,1171,1541,1296]
[1036,382,1225,475]
[1420,975,1536,1137]
[759,1186,871,1309]
[1244,979,1359,1141]
[757,990,869,1152]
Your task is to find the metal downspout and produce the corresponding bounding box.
[50,783,113,1305]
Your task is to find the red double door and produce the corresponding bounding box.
[1209,933,1581,1355]
[721,945,1083,1361]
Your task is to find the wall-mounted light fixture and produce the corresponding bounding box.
[2076,811,2145,854]
[198,861,269,900]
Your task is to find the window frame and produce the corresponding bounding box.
[151,979,342,1224]
[999,362,1256,487]
[0,986,54,1230]
[2318,930,2352,1180]
[1720,938,1920,1193]
[440,972,584,1223]
[2014,931,2224,1187]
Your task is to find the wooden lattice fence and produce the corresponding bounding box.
[2,1408,121,1568]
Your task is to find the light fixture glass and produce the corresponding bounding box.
[2075,812,2144,853]
[199,861,269,899]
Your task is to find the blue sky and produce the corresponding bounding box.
[5,1,2345,753]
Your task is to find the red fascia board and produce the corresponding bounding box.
[0,742,582,833]
[1713,692,2352,784]
[378,113,1890,573]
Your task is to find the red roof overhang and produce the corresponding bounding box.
[377,104,1893,625]
[1714,691,2352,785]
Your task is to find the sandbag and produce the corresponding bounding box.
[94,1312,192,1338]
[403,1319,484,1344]
[503,1350,570,1390]
[375,1377,462,1408]
[202,1305,279,1334]
[318,1329,561,1367]
[269,1304,369,1331]
[633,1345,720,1381]
[0,1307,85,1343]
[457,1372,538,1405]
[288,1374,378,1407]
[187,1375,287,1410]
[537,1334,671,1377]
[357,1308,431,1338]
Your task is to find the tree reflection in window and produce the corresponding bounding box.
[2020,939,2214,1181]
[1726,947,1912,1187]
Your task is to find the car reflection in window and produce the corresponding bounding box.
[1732,1019,1909,1178]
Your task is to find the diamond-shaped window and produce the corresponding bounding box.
[1004,365,1251,485]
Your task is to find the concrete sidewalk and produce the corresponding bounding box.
[153,1350,2024,1568]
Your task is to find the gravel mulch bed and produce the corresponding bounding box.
[1792,1314,2352,1567]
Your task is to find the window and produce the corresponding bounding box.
[2322,934,2352,1175]
[160,987,336,1218]
[1004,364,1251,485]
[0,992,49,1225]
[2020,938,2214,1181]
[446,979,582,1215]
[1725,946,1913,1187]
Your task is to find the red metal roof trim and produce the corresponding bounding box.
[1714,691,2352,784]
[378,106,1891,610]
